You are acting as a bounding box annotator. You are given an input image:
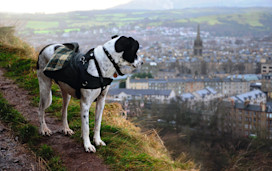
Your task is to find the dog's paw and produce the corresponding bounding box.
[84,143,96,153]
[62,128,74,136]
[40,125,52,136]
[94,138,106,147]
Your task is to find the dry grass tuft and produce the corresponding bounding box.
[0,26,37,60]
[103,103,198,170]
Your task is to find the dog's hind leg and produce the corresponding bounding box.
[37,70,53,136]
[60,89,74,135]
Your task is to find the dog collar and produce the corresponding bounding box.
[103,46,124,76]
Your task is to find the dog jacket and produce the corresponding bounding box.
[43,43,113,99]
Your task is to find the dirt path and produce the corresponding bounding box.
[0,121,38,170]
[0,68,110,171]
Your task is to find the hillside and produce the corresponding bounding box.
[114,0,272,10]
[0,26,197,170]
[1,7,272,36]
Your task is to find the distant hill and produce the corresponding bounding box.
[1,7,272,37]
[114,0,272,10]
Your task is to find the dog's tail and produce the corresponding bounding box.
[37,43,70,70]
[37,44,53,70]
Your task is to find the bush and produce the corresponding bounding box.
[19,124,40,145]
[38,144,54,160]
[48,156,66,171]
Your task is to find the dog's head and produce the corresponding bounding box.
[103,35,143,75]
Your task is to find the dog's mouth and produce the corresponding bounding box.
[132,59,144,68]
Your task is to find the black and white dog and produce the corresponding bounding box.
[37,36,142,152]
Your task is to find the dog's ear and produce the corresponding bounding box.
[116,36,139,63]
[111,35,119,39]
[115,36,133,53]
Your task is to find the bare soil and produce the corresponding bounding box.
[0,121,37,171]
[0,68,110,171]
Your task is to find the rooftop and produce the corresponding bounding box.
[230,89,265,103]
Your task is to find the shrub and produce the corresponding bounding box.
[38,144,54,160]
[18,124,40,145]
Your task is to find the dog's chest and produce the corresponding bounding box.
[58,82,77,98]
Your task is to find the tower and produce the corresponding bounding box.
[193,24,203,57]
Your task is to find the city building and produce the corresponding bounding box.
[261,64,272,74]
[126,77,250,97]
[107,88,176,103]
[222,77,250,97]
[126,77,149,89]
[181,87,222,103]
[261,73,272,98]
[227,102,272,139]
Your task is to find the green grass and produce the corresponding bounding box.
[34,30,52,34]
[0,28,196,170]
[26,21,59,29]
[64,28,80,32]
[0,52,39,96]
[189,15,222,25]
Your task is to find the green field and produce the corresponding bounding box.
[189,15,222,25]
[222,12,264,27]
[26,21,59,29]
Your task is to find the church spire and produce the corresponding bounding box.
[197,24,200,40]
[193,24,203,57]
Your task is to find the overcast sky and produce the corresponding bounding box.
[0,0,132,13]
[1,0,272,13]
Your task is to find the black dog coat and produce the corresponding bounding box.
[44,44,113,99]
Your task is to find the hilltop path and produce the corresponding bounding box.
[0,68,110,171]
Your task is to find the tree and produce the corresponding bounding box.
[119,80,126,88]
[132,72,153,79]
[236,63,245,74]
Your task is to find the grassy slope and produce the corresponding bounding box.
[0,27,196,170]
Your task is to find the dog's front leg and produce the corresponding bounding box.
[80,89,99,153]
[93,86,109,147]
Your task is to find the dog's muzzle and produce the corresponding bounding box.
[132,58,144,68]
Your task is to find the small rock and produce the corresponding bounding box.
[14,136,19,141]
[1,147,7,151]
[13,159,19,163]
[0,127,6,133]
